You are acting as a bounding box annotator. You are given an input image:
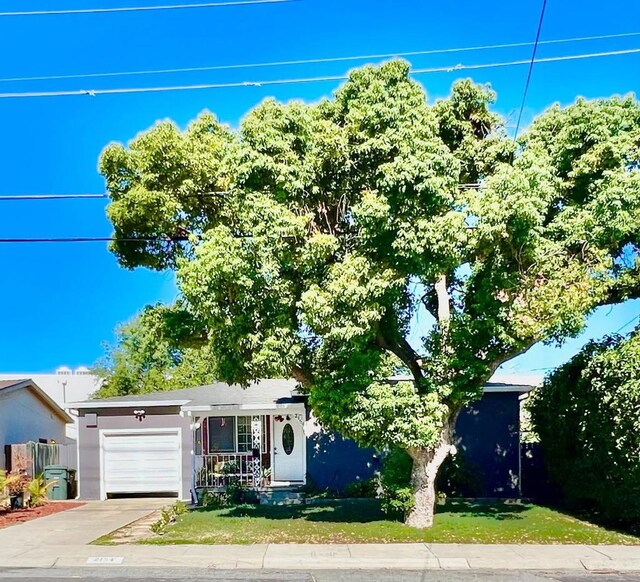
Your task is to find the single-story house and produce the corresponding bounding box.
[0,379,74,470]
[70,377,534,501]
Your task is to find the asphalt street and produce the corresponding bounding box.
[0,569,639,582]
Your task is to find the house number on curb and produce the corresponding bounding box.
[86,557,124,564]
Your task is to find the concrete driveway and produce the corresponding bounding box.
[0,498,167,548]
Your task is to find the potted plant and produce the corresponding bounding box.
[6,469,28,510]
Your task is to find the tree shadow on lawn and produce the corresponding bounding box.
[538,500,640,539]
[443,499,531,520]
[201,498,531,524]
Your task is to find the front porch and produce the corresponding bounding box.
[188,404,307,493]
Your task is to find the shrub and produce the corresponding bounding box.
[379,448,414,518]
[343,477,378,498]
[436,451,483,498]
[150,501,188,534]
[379,446,481,517]
[529,332,640,526]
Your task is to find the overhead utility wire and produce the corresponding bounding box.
[0,236,191,243]
[0,185,483,201]
[614,314,640,334]
[3,31,638,84]
[0,0,290,17]
[513,0,548,140]
[1,47,639,100]
[0,194,107,200]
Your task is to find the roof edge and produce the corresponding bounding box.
[0,379,74,423]
[68,399,191,409]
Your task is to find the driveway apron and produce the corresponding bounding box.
[0,498,167,547]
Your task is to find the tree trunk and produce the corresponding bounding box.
[405,419,456,528]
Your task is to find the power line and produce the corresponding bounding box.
[0,236,191,243]
[3,31,639,84]
[1,47,639,100]
[0,194,108,201]
[0,192,233,201]
[0,0,290,17]
[614,314,640,334]
[514,0,548,140]
[0,185,482,201]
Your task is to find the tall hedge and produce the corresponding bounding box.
[529,331,640,524]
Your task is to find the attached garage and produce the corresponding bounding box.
[71,397,192,501]
[101,430,182,498]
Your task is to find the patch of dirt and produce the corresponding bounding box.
[0,501,84,529]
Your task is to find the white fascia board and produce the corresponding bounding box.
[483,385,535,393]
[182,402,305,414]
[2,380,75,423]
[68,399,191,409]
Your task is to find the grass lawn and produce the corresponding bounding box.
[126,499,640,545]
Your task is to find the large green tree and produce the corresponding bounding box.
[99,60,640,527]
[93,304,216,398]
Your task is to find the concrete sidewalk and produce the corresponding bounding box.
[0,542,639,571]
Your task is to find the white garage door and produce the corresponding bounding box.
[102,431,181,497]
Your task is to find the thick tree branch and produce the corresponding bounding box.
[375,326,424,388]
[292,364,314,390]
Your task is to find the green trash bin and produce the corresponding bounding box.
[44,465,68,501]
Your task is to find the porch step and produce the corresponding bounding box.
[259,488,306,506]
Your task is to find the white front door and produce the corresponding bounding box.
[101,430,181,498]
[272,418,304,482]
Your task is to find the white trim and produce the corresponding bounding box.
[99,427,183,501]
[387,376,537,392]
[76,425,81,499]
[70,399,190,409]
[483,384,535,393]
[269,413,275,486]
[182,403,303,413]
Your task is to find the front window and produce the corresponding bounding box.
[206,415,267,454]
[208,416,235,452]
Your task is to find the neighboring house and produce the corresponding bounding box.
[0,379,74,470]
[71,377,535,502]
[0,367,102,441]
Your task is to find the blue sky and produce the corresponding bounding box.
[0,0,639,374]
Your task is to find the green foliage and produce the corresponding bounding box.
[0,472,7,505]
[530,330,640,525]
[379,446,483,515]
[26,475,55,507]
[150,501,189,534]
[436,451,483,498]
[199,483,254,508]
[4,469,28,497]
[93,303,217,397]
[379,448,414,518]
[200,490,231,509]
[127,499,640,545]
[99,60,640,520]
[343,478,378,499]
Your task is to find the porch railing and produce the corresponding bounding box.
[195,453,258,488]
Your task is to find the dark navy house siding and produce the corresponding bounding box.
[306,429,381,492]
[306,392,521,497]
[454,392,521,497]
